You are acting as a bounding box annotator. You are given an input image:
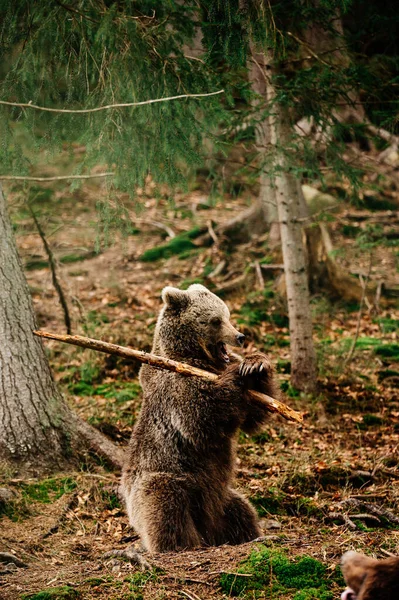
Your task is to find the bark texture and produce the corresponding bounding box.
[0,185,124,471]
[251,55,317,393]
[0,186,75,467]
[249,50,280,246]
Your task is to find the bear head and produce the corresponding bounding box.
[154,284,244,365]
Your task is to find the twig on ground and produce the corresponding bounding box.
[348,513,381,523]
[207,260,226,279]
[215,273,248,294]
[180,590,202,600]
[207,220,219,246]
[0,552,28,570]
[327,513,357,530]
[259,264,285,271]
[29,204,72,334]
[133,218,176,238]
[341,498,399,526]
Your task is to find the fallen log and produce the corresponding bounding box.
[33,330,303,424]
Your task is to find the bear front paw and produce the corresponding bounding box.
[238,353,273,378]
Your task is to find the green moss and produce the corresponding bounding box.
[277,359,291,374]
[68,380,140,401]
[123,568,163,599]
[280,381,300,398]
[361,414,384,427]
[22,586,79,599]
[376,318,399,333]
[375,343,399,361]
[101,488,121,510]
[378,368,399,382]
[140,226,203,262]
[220,546,339,598]
[341,224,359,237]
[21,477,77,504]
[249,490,286,516]
[25,251,98,271]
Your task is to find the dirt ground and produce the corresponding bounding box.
[0,160,398,599]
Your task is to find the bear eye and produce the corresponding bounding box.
[210,317,221,326]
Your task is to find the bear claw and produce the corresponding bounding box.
[238,354,272,378]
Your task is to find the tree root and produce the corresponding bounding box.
[70,412,126,470]
[340,498,399,526]
[103,546,152,570]
[326,512,357,530]
[0,552,28,574]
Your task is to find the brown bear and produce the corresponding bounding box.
[341,551,399,600]
[120,284,276,553]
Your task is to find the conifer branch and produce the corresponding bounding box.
[0,90,224,115]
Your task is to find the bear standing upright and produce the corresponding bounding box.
[120,284,277,553]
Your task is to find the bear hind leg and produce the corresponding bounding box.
[134,474,201,553]
[218,491,261,545]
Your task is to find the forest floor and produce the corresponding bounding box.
[1,148,399,599]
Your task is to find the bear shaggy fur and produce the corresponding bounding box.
[120,284,276,553]
[341,551,399,600]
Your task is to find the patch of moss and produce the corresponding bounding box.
[22,586,79,599]
[124,568,163,599]
[249,490,286,516]
[376,318,399,333]
[360,414,384,428]
[277,359,291,374]
[68,380,140,401]
[21,477,77,504]
[220,546,340,598]
[236,288,278,328]
[101,488,121,510]
[25,251,98,271]
[280,381,300,398]
[375,343,399,361]
[140,226,203,262]
[341,224,359,237]
[87,310,110,325]
[378,368,399,382]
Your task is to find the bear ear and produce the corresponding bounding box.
[161,286,189,310]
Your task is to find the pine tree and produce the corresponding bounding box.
[202,0,399,391]
[0,0,226,471]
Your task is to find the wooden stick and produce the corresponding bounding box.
[33,330,303,424]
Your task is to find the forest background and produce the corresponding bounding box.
[0,1,398,599]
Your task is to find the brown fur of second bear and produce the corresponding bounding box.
[341,551,399,600]
[120,284,277,553]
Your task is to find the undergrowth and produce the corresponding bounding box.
[220,545,344,599]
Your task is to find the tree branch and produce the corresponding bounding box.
[28,204,72,335]
[33,330,303,424]
[0,173,114,181]
[0,90,224,114]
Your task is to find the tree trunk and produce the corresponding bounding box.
[248,50,280,247]
[0,185,124,472]
[251,55,317,393]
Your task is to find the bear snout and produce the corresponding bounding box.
[341,589,356,600]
